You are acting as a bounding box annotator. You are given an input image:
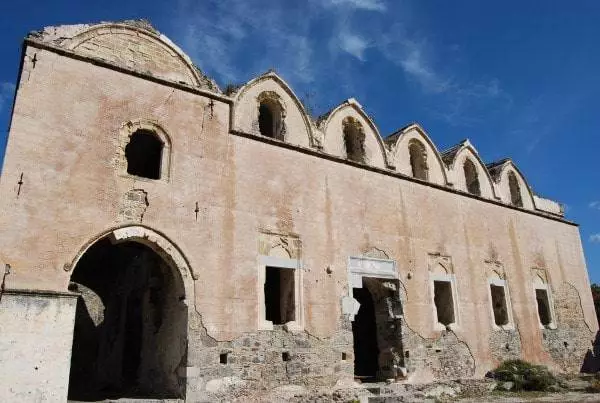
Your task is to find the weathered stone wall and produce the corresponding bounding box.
[0,22,597,401]
[542,282,594,373]
[0,291,77,402]
[489,329,522,364]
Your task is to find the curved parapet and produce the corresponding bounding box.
[487,159,535,210]
[28,20,219,91]
[442,140,498,199]
[317,98,390,169]
[386,123,448,185]
[232,70,315,148]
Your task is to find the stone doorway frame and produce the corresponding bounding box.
[344,256,403,380]
[68,225,196,399]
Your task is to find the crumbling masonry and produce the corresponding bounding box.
[0,20,597,402]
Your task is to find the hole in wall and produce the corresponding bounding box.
[433,280,455,326]
[282,352,290,361]
[490,284,509,326]
[220,353,228,364]
[125,130,163,180]
[535,289,552,326]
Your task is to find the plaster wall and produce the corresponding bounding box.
[0,291,77,402]
[0,38,597,399]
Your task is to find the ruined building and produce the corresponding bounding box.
[0,20,597,402]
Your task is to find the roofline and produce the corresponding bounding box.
[18,39,570,224]
[24,39,233,105]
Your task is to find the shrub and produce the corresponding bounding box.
[587,379,600,393]
[492,359,556,391]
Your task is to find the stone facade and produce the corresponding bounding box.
[0,20,597,402]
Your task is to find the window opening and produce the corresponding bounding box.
[490,284,509,326]
[463,158,481,196]
[343,118,366,163]
[433,280,455,326]
[508,171,523,207]
[409,139,429,180]
[258,98,283,140]
[125,130,163,179]
[536,289,552,326]
[264,266,295,325]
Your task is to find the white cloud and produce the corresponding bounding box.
[337,32,369,61]
[321,0,386,11]
[397,41,451,94]
[173,0,316,84]
[0,82,16,112]
[590,201,600,210]
[590,234,600,243]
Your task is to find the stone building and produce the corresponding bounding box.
[0,20,597,402]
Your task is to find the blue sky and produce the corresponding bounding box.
[0,0,599,281]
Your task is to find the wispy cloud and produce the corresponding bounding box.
[321,0,386,12]
[0,82,16,112]
[590,234,600,243]
[174,0,315,85]
[171,1,511,125]
[590,201,600,210]
[377,23,511,126]
[337,32,369,61]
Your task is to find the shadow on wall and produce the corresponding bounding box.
[67,238,187,401]
[581,332,600,373]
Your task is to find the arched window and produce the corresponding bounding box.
[343,117,366,163]
[463,158,481,196]
[258,97,284,140]
[125,130,163,179]
[408,139,429,180]
[508,171,523,207]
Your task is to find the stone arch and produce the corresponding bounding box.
[387,124,448,185]
[67,225,195,400]
[233,71,314,147]
[319,98,390,169]
[488,160,535,209]
[117,119,172,182]
[64,23,203,87]
[444,141,497,199]
[70,225,196,294]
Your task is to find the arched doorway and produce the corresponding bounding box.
[67,228,190,401]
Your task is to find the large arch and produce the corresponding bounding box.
[442,140,498,199]
[318,98,391,169]
[386,123,448,185]
[66,225,195,401]
[63,23,204,87]
[487,159,535,210]
[232,71,315,148]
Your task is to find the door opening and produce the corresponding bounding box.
[67,237,187,401]
[352,286,380,381]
